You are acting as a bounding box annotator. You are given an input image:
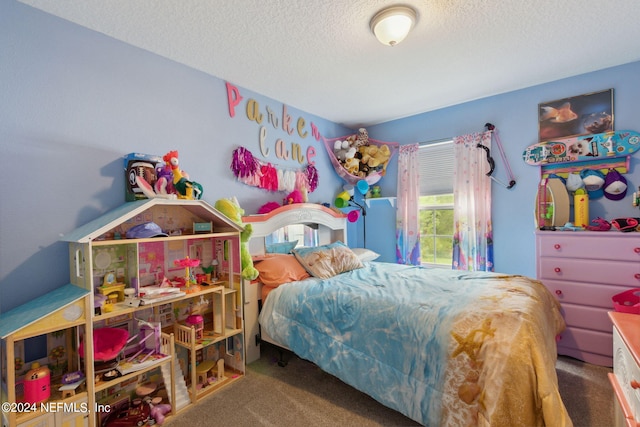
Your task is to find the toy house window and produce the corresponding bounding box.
[226,336,235,356]
[75,248,84,278]
[24,335,47,364]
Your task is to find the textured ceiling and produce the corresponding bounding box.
[18,0,640,128]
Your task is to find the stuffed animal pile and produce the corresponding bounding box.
[332,128,392,179]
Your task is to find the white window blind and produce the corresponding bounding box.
[419,140,454,196]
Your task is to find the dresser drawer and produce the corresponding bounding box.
[542,279,637,309]
[558,326,612,358]
[613,327,640,422]
[561,303,613,332]
[537,232,640,262]
[539,257,640,287]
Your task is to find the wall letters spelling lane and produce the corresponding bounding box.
[225,82,318,165]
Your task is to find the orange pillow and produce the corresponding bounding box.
[255,254,310,287]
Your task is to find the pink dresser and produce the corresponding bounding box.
[536,230,640,367]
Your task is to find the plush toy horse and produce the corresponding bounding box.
[150,402,172,425]
[163,150,203,200]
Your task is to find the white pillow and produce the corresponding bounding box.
[351,248,380,262]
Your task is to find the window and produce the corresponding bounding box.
[418,140,454,266]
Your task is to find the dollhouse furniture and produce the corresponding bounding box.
[79,327,129,364]
[55,198,245,426]
[58,379,85,399]
[536,231,640,366]
[195,360,215,387]
[19,362,50,405]
[193,358,226,389]
[608,311,640,426]
[184,315,204,340]
[97,280,126,303]
[0,284,92,427]
[172,282,241,402]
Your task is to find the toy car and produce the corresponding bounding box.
[103,401,154,427]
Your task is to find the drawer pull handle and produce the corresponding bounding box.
[554,244,561,250]
[635,247,640,254]
[554,267,561,273]
[635,273,640,280]
[555,290,562,296]
[631,380,640,389]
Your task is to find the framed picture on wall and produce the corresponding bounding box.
[538,89,613,142]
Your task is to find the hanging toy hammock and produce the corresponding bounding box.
[322,129,399,185]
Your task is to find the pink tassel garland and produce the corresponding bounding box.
[231,147,258,178]
[230,146,317,194]
[260,164,279,191]
[306,165,318,192]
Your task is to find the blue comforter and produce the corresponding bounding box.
[259,262,571,426]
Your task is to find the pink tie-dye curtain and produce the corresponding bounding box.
[396,143,420,265]
[452,132,494,271]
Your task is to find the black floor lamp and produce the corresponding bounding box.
[335,180,369,247]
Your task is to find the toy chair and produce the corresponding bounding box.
[79,328,129,373]
[91,329,129,361]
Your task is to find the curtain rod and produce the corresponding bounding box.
[419,138,452,147]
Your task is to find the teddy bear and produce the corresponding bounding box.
[333,139,356,162]
[344,157,360,175]
[214,197,259,281]
[360,144,391,169]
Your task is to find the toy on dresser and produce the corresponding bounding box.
[586,217,612,231]
[612,217,640,232]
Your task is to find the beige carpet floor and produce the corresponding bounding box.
[165,345,614,426]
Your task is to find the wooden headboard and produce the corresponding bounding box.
[242,203,348,256]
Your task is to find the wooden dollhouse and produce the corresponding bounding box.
[2,198,246,427]
[1,284,92,427]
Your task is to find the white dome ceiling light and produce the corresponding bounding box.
[370,5,417,47]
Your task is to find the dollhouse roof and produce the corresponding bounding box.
[60,198,242,243]
[0,283,89,339]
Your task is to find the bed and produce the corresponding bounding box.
[243,204,572,426]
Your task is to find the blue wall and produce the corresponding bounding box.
[368,63,640,275]
[2,1,639,313]
[0,2,353,313]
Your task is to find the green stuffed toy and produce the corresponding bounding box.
[214,197,259,281]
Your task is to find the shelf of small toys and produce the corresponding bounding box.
[540,155,629,179]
